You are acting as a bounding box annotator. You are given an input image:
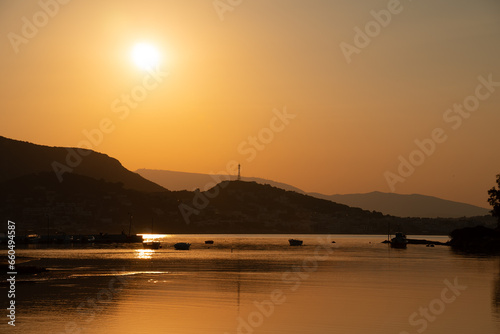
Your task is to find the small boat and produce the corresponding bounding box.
[288,239,303,246]
[26,234,41,244]
[204,240,214,244]
[143,241,161,249]
[174,242,191,250]
[390,232,408,249]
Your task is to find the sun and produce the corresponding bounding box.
[131,43,161,71]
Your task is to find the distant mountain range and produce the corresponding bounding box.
[0,135,495,236]
[309,192,490,218]
[1,171,495,235]
[136,169,490,218]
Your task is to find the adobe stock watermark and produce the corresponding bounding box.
[178,106,295,224]
[213,0,243,21]
[7,0,72,54]
[224,236,335,334]
[385,73,500,192]
[340,0,405,64]
[51,66,169,182]
[398,277,467,334]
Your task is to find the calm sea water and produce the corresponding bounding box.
[2,234,499,334]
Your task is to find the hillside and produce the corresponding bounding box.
[0,172,181,234]
[136,168,305,193]
[184,181,495,234]
[135,168,489,218]
[1,173,495,235]
[1,136,494,235]
[310,191,490,218]
[0,136,165,192]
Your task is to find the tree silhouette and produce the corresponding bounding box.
[488,174,500,228]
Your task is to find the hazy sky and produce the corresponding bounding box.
[1,0,499,207]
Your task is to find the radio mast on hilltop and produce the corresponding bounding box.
[237,164,241,181]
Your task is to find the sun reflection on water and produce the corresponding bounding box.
[135,249,155,259]
[139,234,169,241]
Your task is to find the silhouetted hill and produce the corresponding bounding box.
[0,136,494,235]
[136,168,305,193]
[0,136,165,192]
[309,191,490,218]
[136,168,489,218]
[0,174,496,235]
[0,172,181,234]
[177,181,496,234]
[183,180,358,233]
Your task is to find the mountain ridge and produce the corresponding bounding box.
[309,191,490,218]
[135,168,306,194]
[0,135,492,237]
[136,169,489,218]
[0,136,165,193]
[2,173,494,235]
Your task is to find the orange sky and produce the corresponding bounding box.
[1,0,499,208]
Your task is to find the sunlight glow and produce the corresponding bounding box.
[131,43,160,70]
[139,234,169,241]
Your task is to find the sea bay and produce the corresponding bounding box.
[2,234,499,334]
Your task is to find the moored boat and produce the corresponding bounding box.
[26,234,41,244]
[288,239,303,246]
[174,242,191,250]
[390,232,408,249]
[143,241,161,249]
